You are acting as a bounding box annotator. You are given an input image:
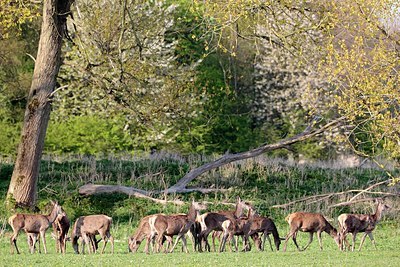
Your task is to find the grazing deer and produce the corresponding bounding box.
[338,200,390,251]
[283,212,340,252]
[150,201,205,253]
[242,209,283,252]
[52,210,70,254]
[8,201,62,254]
[128,214,172,254]
[71,214,114,254]
[198,197,249,252]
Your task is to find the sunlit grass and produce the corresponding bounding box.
[1,222,399,267]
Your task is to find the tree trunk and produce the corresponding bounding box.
[7,0,73,208]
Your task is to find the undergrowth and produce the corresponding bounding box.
[0,153,399,235]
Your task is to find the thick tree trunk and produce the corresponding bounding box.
[7,0,73,208]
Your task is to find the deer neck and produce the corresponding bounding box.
[372,204,384,222]
[46,204,59,224]
[325,222,336,236]
[234,203,244,218]
[187,204,197,222]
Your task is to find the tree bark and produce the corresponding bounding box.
[7,0,73,208]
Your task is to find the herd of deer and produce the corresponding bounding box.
[7,198,390,255]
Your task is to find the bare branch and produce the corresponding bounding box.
[167,117,346,193]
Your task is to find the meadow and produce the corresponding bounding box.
[0,154,399,266]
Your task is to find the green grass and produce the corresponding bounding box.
[1,155,400,266]
[1,222,399,267]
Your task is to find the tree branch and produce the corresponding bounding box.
[166,117,345,193]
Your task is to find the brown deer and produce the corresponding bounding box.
[149,201,205,253]
[283,212,340,252]
[128,214,172,254]
[338,200,390,251]
[8,200,62,254]
[71,214,114,254]
[242,209,283,252]
[52,210,70,254]
[198,197,249,252]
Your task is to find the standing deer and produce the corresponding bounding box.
[338,200,390,251]
[198,197,249,252]
[71,214,114,254]
[52,210,70,254]
[283,212,340,252]
[128,214,172,254]
[8,200,62,254]
[150,201,205,253]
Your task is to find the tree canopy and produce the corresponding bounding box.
[0,0,399,161]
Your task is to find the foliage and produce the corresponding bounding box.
[45,115,138,154]
[53,0,200,152]
[1,154,397,224]
[0,0,40,39]
[0,18,40,156]
[320,0,400,160]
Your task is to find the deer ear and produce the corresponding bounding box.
[237,196,241,203]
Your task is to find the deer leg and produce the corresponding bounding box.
[367,232,377,250]
[358,232,368,251]
[251,234,260,251]
[155,234,164,253]
[264,233,273,251]
[169,234,181,253]
[61,234,67,254]
[182,235,189,253]
[342,234,351,251]
[199,229,211,252]
[40,231,47,254]
[317,231,323,250]
[301,232,313,251]
[292,231,302,251]
[283,230,296,252]
[31,234,40,254]
[99,233,110,254]
[212,231,219,252]
[10,231,20,254]
[219,231,229,252]
[82,234,92,254]
[27,234,33,254]
[351,232,357,252]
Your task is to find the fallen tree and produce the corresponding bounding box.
[79,117,346,201]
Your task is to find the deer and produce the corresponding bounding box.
[128,214,172,254]
[52,210,70,254]
[197,197,249,252]
[242,209,283,252]
[71,214,114,254]
[282,212,340,252]
[149,200,205,253]
[8,200,62,254]
[338,199,390,251]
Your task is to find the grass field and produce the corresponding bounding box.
[1,222,399,267]
[1,155,400,266]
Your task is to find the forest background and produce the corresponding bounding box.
[0,2,400,263]
[1,0,398,162]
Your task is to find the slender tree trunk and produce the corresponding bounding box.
[7,0,73,208]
